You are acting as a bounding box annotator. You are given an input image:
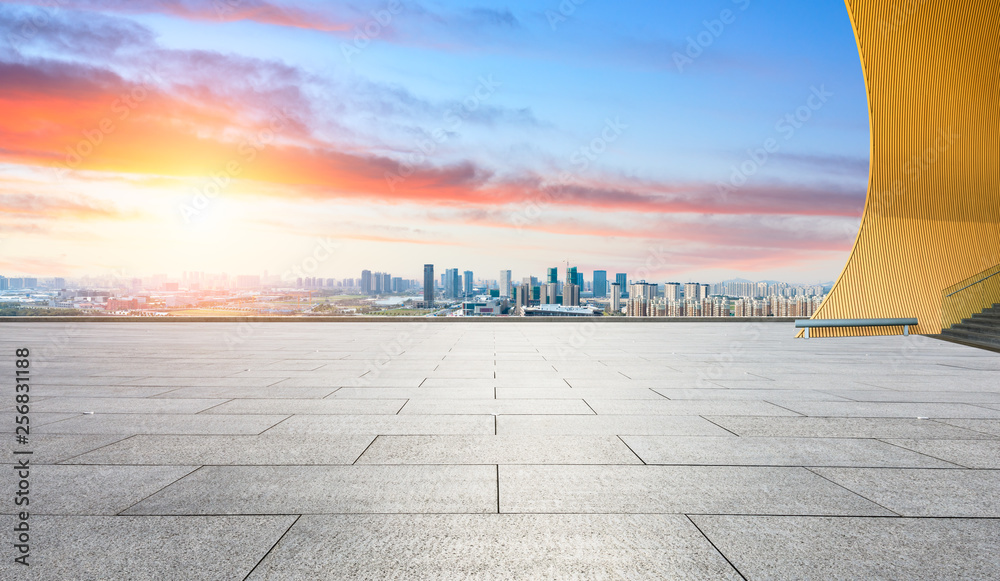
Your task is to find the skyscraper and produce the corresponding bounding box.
[593,270,607,298]
[564,283,580,306]
[547,267,558,284]
[684,282,701,301]
[361,270,373,295]
[443,268,461,299]
[616,273,628,298]
[500,270,511,297]
[610,282,622,313]
[544,283,558,305]
[463,270,473,297]
[423,264,435,305]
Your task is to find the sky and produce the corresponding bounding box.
[0,0,870,284]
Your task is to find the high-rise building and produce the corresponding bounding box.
[610,282,622,313]
[616,273,628,298]
[499,270,512,297]
[566,266,577,287]
[684,282,701,301]
[423,264,435,305]
[463,270,473,297]
[547,267,558,285]
[444,268,460,299]
[543,283,558,305]
[593,270,607,298]
[664,282,681,301]
[700,283,711,299]
[564,283,580,306]
[0,276,7,291]
[626,282,658,317]
[361,270,373,294]
[514,279,531,311]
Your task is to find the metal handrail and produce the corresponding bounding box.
[942,262,1000,330]
[945,266,1000,298]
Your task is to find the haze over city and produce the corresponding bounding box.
[1,0,868,284]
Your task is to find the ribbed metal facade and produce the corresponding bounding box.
[804,0,1000,338]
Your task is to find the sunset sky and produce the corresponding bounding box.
[0,0,869,283]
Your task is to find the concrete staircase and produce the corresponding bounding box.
[941,304,1000,350]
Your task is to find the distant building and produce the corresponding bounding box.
[361,270,373,294]
[423,264,435,306]
[616,273,628,298]
[563,283,580,307]
[463,270,473,297]
[593,270,607,298]
[543,283,559,305]
[523,305,601,317]
[462,297,507,316]
[610,282,622,313]
[106,298,140,311]
[236,275,260,290]
[444,268,460,299]
[664,282,681,301]
[684,282,701,301]
[626,282,658,317]
[499,270,511,297]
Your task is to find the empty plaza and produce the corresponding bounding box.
[3,321,1000,579]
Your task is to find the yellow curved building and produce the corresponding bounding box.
[804,0,1000,338]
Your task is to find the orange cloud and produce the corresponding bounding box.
[0,59,864,222]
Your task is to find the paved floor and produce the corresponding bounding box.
[2,322,999,580]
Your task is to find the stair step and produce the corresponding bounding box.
[954,321,1000,334]
[967,314,1000,325]
[942,328,1000,347]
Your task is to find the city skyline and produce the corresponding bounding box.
[0,268,836,289]
[1,1,868,283]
